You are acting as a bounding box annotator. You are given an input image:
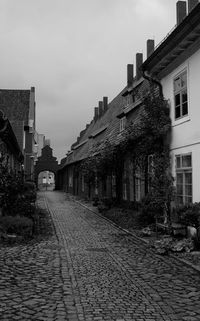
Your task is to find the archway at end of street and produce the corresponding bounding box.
[38,170,55,191]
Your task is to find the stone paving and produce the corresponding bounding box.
[0,191,200,321]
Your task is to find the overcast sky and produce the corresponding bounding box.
[0,0,178,161]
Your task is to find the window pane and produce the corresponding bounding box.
[176,156,181,168]
[177,196,183,205]
[185,184,192,197]
[175,106,181,119]
[175,93,180,107]
[182,155,191,168]
[177,173,183,184]
[182,90,187,103]
[182,102,188,116]
[177,184,183,195]
[185,196,192,205]
[181,72,187,88]
[185,172,192,183]
[174,77,181,92]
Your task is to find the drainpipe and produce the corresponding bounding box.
[142,70,163,98]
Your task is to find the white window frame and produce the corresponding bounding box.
[120,116,126,132]
[135,167,145,202]
[174,69,188,120]
[176,153,192,205]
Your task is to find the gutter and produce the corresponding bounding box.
[142,70,163,98]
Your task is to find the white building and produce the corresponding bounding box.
[142,0,200,205]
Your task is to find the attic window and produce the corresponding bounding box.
[124,94,132,108]
[120,116,126,132]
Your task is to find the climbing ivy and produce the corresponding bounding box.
[81,89,173,219]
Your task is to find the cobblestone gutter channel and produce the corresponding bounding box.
[0,191,200,321]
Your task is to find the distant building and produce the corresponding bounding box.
[0,87,36,180]
[44,139,51,147]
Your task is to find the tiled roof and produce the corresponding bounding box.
[60,78,149,169]
[0,113,23,161]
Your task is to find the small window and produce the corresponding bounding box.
[120,116,126,132]
[124,94,132,108]
[174,70,188,120]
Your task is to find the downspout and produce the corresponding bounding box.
[142,70,163,98]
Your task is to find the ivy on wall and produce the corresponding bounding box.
[80,89,174,219]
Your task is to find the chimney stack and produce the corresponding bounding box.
[103,96,108,112]
[98,101,103,117]
[127,64,134,87]
[147,39,155,58]
[136,53,143,80]
[188,0,198,12]
[94,107,99,121]
[176,1,187,25]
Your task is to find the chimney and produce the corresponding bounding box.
[94,107,99,121]
[103,96,108,112]
[176,1,187,25]
[98,101,103,117]
[136,53,143,80]
[147,39,155,58]
[188,0,198,12]
[127,64,134,87]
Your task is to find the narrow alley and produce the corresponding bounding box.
[0,191,199,321]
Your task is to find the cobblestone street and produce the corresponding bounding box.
[0,191,200,321]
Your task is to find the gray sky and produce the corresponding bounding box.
[0,0,177,161]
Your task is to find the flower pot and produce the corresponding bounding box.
[187,226,197,239]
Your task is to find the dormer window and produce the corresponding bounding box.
[124,94,132,108]
[120,116,126,132]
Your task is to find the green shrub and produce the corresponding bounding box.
[0,215,33,237]
[23,181,37,203]
[176,203,200,228]
[139,194,158,226]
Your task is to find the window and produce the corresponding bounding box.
[176,153,192,205]
[112,174,116,198]
[148,154,154,191]
[135,167,145,202]
[81,175,85,192]
[174,70,188,120]
[120,116,126,132]
[124,94,132,108]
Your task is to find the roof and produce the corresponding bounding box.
[0,89,32,149]
[59,77,149,170]
[59,87,126,168]
[142,3,200,78]
[0,111,24,162]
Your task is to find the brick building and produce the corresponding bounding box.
[0,110,23,172]
[0,87,36,180]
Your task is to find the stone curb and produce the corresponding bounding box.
[74,198,200,274]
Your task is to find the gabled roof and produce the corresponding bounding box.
[0,111,24,162]
[142,3,200,78]
[59,87,127,168]
[59,76,149,170]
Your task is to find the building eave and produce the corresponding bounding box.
[142,3,200,76]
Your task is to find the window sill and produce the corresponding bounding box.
[172,116,190,127]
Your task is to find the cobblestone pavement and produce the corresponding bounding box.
[0,191,200,321]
